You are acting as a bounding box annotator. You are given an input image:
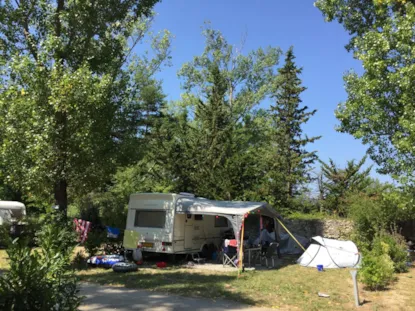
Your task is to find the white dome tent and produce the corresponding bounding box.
[297,236,361,269]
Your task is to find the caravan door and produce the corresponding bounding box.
[184,214,193,249]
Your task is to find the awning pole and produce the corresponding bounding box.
[238,218,245,277]
[276,217,307,252]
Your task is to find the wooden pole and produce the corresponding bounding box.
[276,217,310,256]
[238,218,245,277]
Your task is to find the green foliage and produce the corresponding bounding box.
[373,232,408,273]
[348,180,412,246]
[316,0,415,182]
[360,249,395,290]
[320,156,372,216]
[0,0,169,213]
[267,47,320,211]
[0,214,80,310]
[72,251,88,271]
[36,213,78,254]
[285,211,334,220]
[139,25,283,202]
[359,229,408,291]
[84,229,107,257]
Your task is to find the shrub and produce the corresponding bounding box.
[72,250,88,270]
[0,213,81,311]
[373,231,408,273]
[360,249,395,290]
[84,228,107,257]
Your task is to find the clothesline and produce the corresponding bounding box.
[73,218,122,244]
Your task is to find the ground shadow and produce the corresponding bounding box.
[78,269,256,306]
[79,282,257,311]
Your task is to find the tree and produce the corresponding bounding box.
[173,26,281,200]
[0,1,171,215]
[267,47,320,210]
[320,155,372,215]
[138,26,281,201]
[315,0,415,181]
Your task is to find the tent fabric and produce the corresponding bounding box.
[175,197,279,218]
[279,233,309,255]
[175,197,280,261]
[297,236,360,269]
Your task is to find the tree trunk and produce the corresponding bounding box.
[54,179,68,217]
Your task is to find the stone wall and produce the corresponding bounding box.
[281,219,354,240]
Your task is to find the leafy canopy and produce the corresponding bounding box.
[0,0,170,212]
[315,0,415,182]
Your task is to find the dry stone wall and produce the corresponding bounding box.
[282,219,354,240]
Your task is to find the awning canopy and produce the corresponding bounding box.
[175,196,280,264]
[175,197,280,219]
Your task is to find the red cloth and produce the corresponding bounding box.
[73,218,91,244]
[229,239,238,247]
[156,262,167,268]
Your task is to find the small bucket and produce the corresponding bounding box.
[317,264,324,272]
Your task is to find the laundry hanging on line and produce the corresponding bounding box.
[106,226,120,239]
[73,218,123,243]
[73,218,91,244]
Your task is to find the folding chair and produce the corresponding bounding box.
[222,240,238,268]
[261,242,279,268]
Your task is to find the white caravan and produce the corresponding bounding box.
[123,193,281,256]
[0,201,26,225]
[124,193,232,255]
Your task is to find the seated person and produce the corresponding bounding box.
[259,223,281,258]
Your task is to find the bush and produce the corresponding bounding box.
[84,228,107,257]
[72,250,88,270]
[0,213,81,311]
[360,250,395,290]
[373,231,408,273]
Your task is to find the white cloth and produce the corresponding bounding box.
[260,229,275,245]
[224,239,230,247]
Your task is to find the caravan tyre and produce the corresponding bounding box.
[112,262,138,273]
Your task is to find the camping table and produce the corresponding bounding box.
[244,247,261,267]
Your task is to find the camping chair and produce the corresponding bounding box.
[222,239,238,268]
[261,242,279,268]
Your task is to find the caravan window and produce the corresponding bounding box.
[214,216,228,227]
[134,211,166,228]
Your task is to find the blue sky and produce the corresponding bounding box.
[149,0,390,182]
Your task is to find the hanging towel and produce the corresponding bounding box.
[73,218,91,244]
[107,226,120,239]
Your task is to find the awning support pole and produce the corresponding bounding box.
[238,218,245,277]
[276,217,306,252]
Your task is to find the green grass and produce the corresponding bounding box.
[77,261,360,310]
[2,248,415,310]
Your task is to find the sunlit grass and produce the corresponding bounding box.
[2,248,414,310]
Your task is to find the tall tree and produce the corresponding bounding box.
[0,1,171,215]
[144,26,281,200]
[267,47,320,209]
[320,155,372,215]
[315,0,415,182]
[176,27,281,200]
